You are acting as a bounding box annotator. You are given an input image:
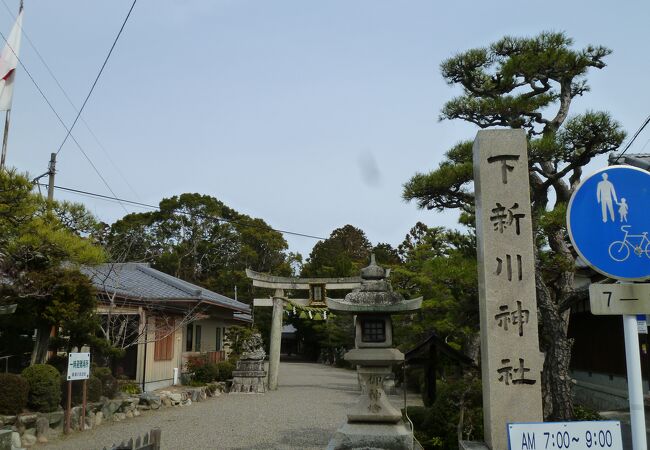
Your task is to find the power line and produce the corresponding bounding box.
[613,114,650,163]
[0,0,142,201]
[55,0,138,156]
[36,182,328,241]
[0,5,129,213]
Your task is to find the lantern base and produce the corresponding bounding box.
[326,421,413,450]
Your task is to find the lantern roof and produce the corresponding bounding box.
[326,254,422,314]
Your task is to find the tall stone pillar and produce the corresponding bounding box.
[473,129,544,450]
[267,289,284,391]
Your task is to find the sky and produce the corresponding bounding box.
[2,0,649,258]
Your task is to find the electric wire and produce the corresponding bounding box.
[0,0,142,201]
[36,183,328,241]
[55,0,138,156]
[0,8,129,213]
[613,114,650,163]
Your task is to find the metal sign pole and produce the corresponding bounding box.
[622,314,647,450]
[64,380,71,434]
[80,379,87,431]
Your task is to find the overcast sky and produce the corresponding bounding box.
[3,0,649,258]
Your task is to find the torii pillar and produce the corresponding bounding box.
[246,269,361,390]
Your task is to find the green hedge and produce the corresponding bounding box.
[22,364,61,413]
[186,357,235,384]
[93,367,118,398]
[0,373,29,414]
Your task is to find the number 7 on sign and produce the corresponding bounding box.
[605,291,612,307]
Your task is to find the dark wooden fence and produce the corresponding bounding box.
[102,428,161,450]
[207,350,226,363]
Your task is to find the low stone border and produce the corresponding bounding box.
[0,382,226,450]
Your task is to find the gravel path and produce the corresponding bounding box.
[43,362,374,450]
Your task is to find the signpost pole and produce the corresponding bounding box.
[65,381,71,434]
[622,314,647,450]
[80,379,87,431]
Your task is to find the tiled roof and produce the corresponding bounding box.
[81,263,250,313]
[608,153,650,170]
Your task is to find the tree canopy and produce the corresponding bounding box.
[106,193,292,302]
[0,170,105,364]
[301,224,372,277]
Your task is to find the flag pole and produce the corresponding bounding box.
[0,109,10,170]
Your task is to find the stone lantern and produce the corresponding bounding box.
[326,254,422,450]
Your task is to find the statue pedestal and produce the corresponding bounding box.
[230,358,267,393]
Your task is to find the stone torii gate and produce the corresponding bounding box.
[246,269,362,390]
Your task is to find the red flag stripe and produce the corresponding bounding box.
[1,68,14,81]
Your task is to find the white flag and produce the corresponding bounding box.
[0,7,22,111]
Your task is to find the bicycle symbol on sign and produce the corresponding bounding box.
[608,225,650,262]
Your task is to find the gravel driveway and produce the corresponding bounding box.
[44,362,363,450]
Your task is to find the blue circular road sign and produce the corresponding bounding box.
[568,165,650,281]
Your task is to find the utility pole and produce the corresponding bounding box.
[30,152,57,366]
[47,152,56,203]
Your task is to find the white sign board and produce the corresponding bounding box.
[66,352,90,381]
[589,283,650,315]
[508,421,622,450]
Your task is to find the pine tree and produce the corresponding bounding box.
[403,32,626,420]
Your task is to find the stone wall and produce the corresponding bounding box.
[0,383,226,449]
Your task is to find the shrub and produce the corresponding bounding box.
[574,405,602,421]
[119,381,141,395]
[0,373,29,414]
[22,364,61,412]
[405,374,483,450]
[405,367,424,393]
[404,406,428,430]
[215,361,234,381]
[194,362,219,384]
[93,367,118,398]
[185,355,218,384]
[47,354,69,375]
[63,375,103,405]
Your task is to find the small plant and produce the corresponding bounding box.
[215,360,234,381]
[574,405,602,421]
[0,373,29,414]
[119,381,141,395]
[22,364,61,412]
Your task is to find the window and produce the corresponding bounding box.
[154,318,174,361]
[195,325,202,352]
[186,324,193,352]
[216,327,223,351]
[361,319,386,343]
